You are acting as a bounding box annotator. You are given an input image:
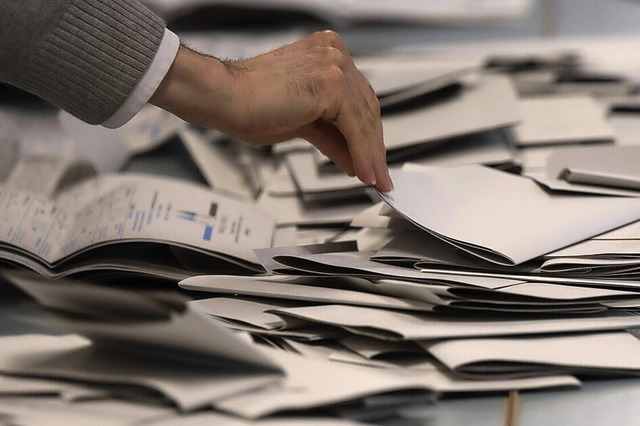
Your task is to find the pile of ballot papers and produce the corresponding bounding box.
[6,29,640,424]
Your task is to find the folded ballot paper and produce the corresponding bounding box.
[0,272,457,419]
[422,331,640,379]
[511,94,614,147]
[377,165,640,266]
[1,271,283,411]
[550,145,640,191]
[378,74,521,162]
[525,145,640,197]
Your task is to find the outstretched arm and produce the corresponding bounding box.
[0,0,392,191]
[150,31,393,192]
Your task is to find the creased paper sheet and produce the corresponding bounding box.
[512,95,614,146]
[0,334,279,412]
[551,145,640,191]
[214,347,438,419]
[268,304,640,341]
[0,395,173,426]
[381,74,521,155]
[423,331,640,377]
[180,275,436,311]
[377,166,640,265]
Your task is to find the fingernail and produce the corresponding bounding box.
[369,168,377,186]
[386,167,394,191]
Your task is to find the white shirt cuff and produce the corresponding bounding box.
[102,28,180,129]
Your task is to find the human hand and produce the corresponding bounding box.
[150,31,393,192]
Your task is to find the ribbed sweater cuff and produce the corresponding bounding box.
[18,0,165,124]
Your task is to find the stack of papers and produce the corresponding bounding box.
[1,272,451,423]
[170,161,640,408]
[7,34,640,425]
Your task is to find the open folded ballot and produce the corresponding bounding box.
[0,171,276,279]
[376,165,640,266]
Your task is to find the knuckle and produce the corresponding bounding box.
[315,30,346,50]
[323,63,345,86]
[323,46,344,64]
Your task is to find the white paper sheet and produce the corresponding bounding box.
[512,95,614,146]
[179,275,435,311]
[0,172,275,275]
[425,331,640,376]
[0,395,172,426]
[214,347,437,419]
[269,304,640,341]
[550,145,640,191]
[377,166,640,265]
[381,75,521,156]
[0,334,279,412]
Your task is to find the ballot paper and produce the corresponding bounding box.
[355,54,480,110]
[280,75,520,201]
[381,74,521,161]
[405,130,518,170]
[0,126,18,181]
[550,145,640,191]
[253,245,622,313]
[376,166,640,265]
[371,278,640,313]
[179,127,274,201]
[267,304,640,342]
[0,333,282,412]
[57,112,131,173]
[0,374,109,400]
[0,395,174,426]
[522,145,640,196]
[145,411,369,426]
[423,331,640,378]
[260,248,531,290]
[512,95,615,147]
[0,172,275,279]
[4,153,97,197]
[189,297,347,341]
[179,274,436,311]
[0,272,286,412]
[370,229,536,272]
[0,394,373,426]
[525,171,640,197]
[118,105,185,155]
[283,149,367,202]
[283,339,580,396]
[213,346,437,419]
[256,179,372,226]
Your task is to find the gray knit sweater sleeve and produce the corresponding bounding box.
[0,0,165,124]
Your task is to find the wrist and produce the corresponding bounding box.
[150,44,232,129]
